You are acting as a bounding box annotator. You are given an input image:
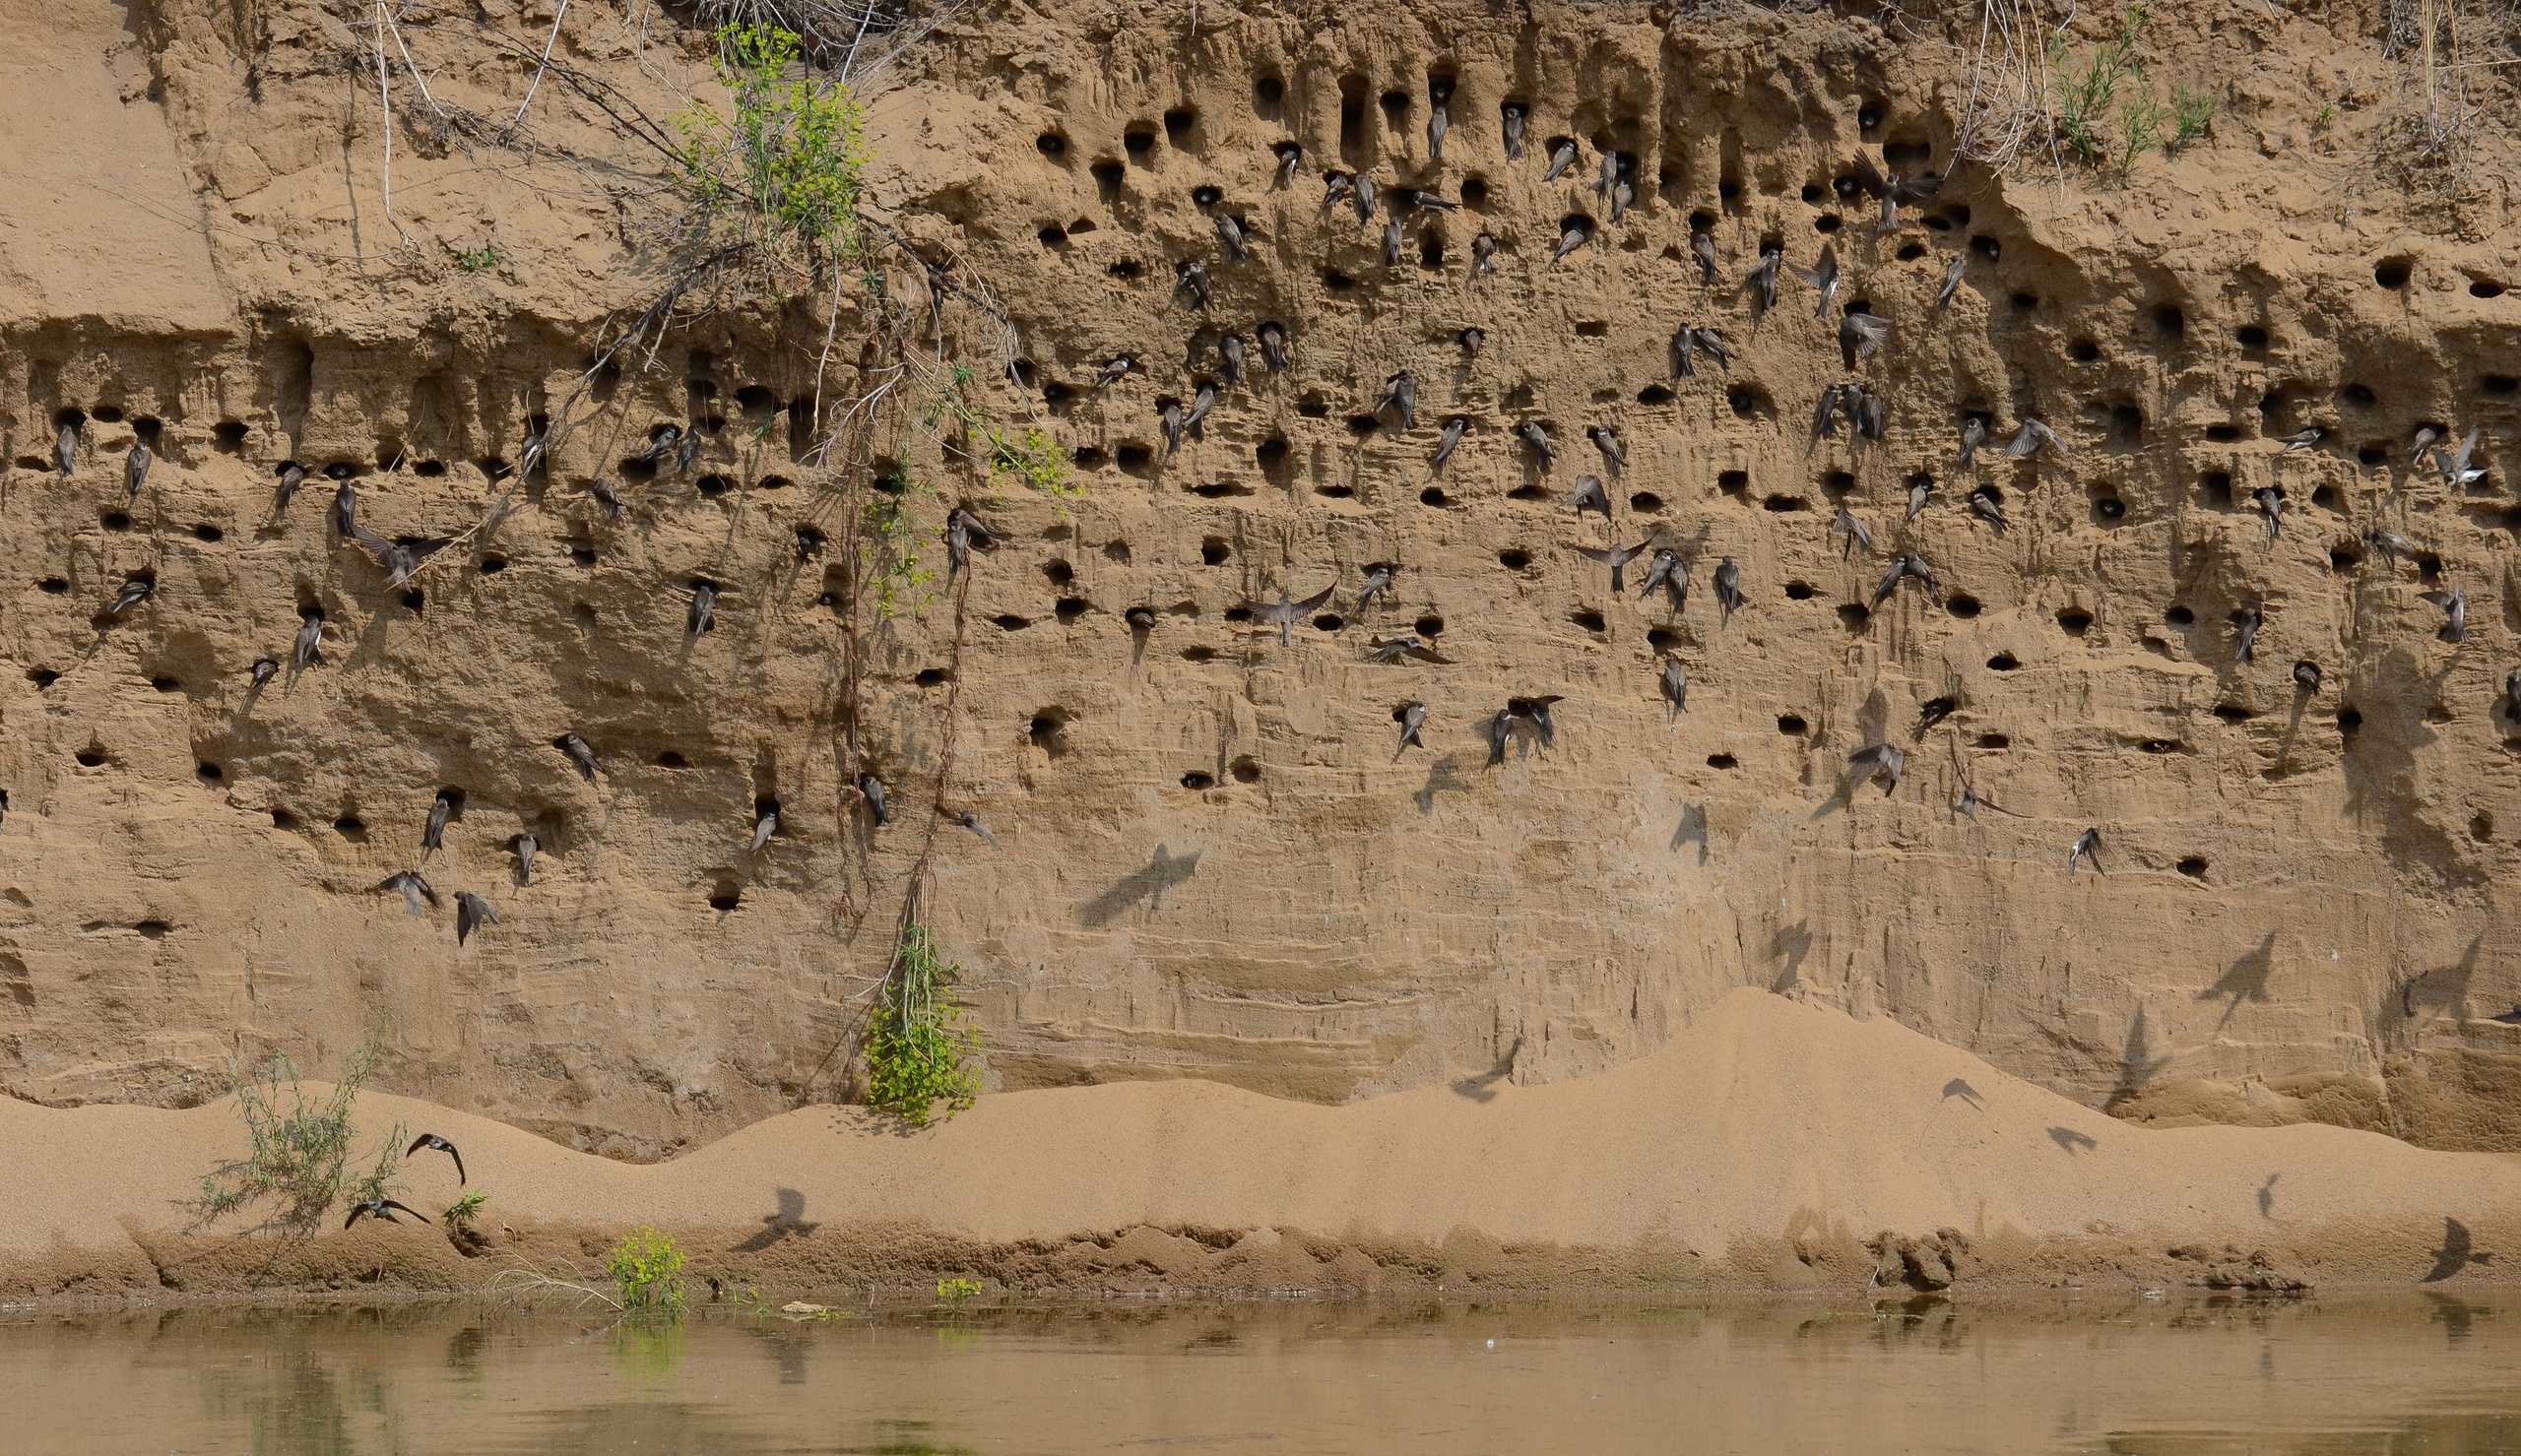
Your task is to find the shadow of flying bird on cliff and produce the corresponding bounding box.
[1414,755,1471,814]
[1452,1037,1522,1103]
[2424,1217,2493,1283]
[1079,844,1202,926]
[2198,930,2278,1032]
[734,1187,820,1251]
[1671,803,1710,862]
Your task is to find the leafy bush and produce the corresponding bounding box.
[865,924,981,1127]
[863,472,937,621]
[607,1226,688,1312]
[674,24,871,259]
[198,1025,401,1229]
[986,424,1079,512]
[937,1277,982,1301]
[445,1189,489,1227]
[2048,5,2211,176]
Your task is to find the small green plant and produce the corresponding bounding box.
[863,473,937,621]
[198,1024,400,1229]
[2116,91,2168,173]
[673,24,871,259]
[985,424,1079,513]
[937,1277,983,1301]
[2050,6,2147,165]
[445,1189,489,1227]
[864,924,982,1127]
[451,242,499,272]
[2173,89,2217,148]
[607,1226,688,1313]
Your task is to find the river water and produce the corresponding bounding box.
[6,1292,2516,1454]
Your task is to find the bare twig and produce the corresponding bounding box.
[507,0,575,138]
[375,6,413,244]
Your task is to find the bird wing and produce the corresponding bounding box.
[1871,559,1907,605]
[2001,423,2041,456]
[383,1199,432,1224]
[1892,172,1944,203]
[1570,544,1620,565]
[1295,584,1338,613]
[2420,591,2459,610]
[1783,259,1823,286]
[1852,150,1889,198]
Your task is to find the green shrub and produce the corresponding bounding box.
[863,477,937,621]
[937,1277,983,1301]
[986,424,1079,513]
[198,1025,400,1229]
[674,24,871,259]
[865,924,981,1127]
[607,1226,688,1312]
[445,1189,489,1227]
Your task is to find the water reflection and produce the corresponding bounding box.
[7,1293,2521,1455]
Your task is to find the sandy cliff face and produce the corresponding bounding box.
[4,0,2520,1158]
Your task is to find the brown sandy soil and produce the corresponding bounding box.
[5,988,2516,1300]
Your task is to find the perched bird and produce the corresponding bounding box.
[1517,419,1554,468]
[55,418,78,475]
[293,607,325,668]
[1907,475,1936,521]
[1274,144,1302,190]
[422,790,455,854]
[2233,604,2261,663]
[630,424,681,462]
[1812,384,1844,441]
[332,479,358,538]
[276,461,307,511]
[379,870,438,918]
[106,578,154,615]
[1595,150,1620,200]
[249,658,280,689]
[1215,212,1251,260]
[2421,585,2468,643]
[1638,550,1687,611]
[1095,356,1133,389]
[1384,219,1403,266]
[1433,416,1468,470]
[1659,658,1689,716]
[454,891,498,945]
[1935,254,1967,309]
[1470,233,1498,274]
[1258,322,1290,371]
[1377,373,1418,430]
[1832,506,1873,557]
[1610,178,1634,225]
[858,773,890,825]
[1671,326,1700,378]
[2295,661,2323,694]
[2410,425,2443,466]
[514,833,537,885]
[1714,557,1745,621]
[1487,708,1514,766]
[559,732,599,781]
[1958,415,1987,469]
[1351,173,1378,222]
[1355,564,1394,615]
[1160,400,1186,454]
[1220,334,1247,384]
[750,805,778,854]
[673,424,700,475]
[406,1133,466,1185]
[2435,426,2486,487]
[1839,311,1890,369]
[1175,261,1211,310]
[1743,245,1782,312]
[2506,669,2521,723]
[124,441,152,499]
[2278,425,2324,452]
[345,1198,429,1229]
[1125,605,1156,631]
[1786,242,1841,317]
[1967,486,2008,534]
[1544,138,1578,182]
[2003,417,2067,459]
[1691,230,1721,285]
[1240,582,1338,648]
[1567,475,1612,521]
[1185,381,1219,435]
[1397,701,1428,750]
[956,810,999,848]
[518,423,550,480]
[2068,828,2104,877]
[1847,742,1906,796]
[1459,327,1484,360]
[1692,326,1735,371]
[945,507,995,579]
[1552,219,1590,265]
[1321,171,1355,214]
[1572,539,1650,593]
[1407,189,1458,213]
[1502,103,1526,160]
[1846,385,1886,442]
[591,479,624,520]
[2252,485,2285,539]
[688,582,717,635]
[1588,426,1625,475]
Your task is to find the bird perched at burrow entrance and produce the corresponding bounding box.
[1936,254,1967,309]
[1433,416,1468,470]
[1397,701,1428,751]
[422,790,456,855]
[1095,355,1133,389]
[2068,827,2104,876]
[1572,539,1651,594]
[1384,220,1405,266]
[1502,102,1526,159]
[249,658,279,689]
[1406,189,1457,214]
[857,772,890,825]
[2233,604,2262,663]
[1240,582,1337,648]
[1568,474,1612,521]
[2295,661,2323,694]
[1968,486,2008,535]
[331,477,358,538]
[1743,243,1782,312]
[1839,310,1890,369]
[1458,327,1483,361]
[1845,385,1886,442]
[1552,218,1591,265]
[1691,229,1721,285]
[1714,557,1746,622]
[2252,486,2285,540]
[1258,321,1290,371]
[674,424,700,476]
[591,479,624,520]
[1639,550,1687,611]
[56,416,79,475]
[106,578,154,616]
[293,607,325,668]
[1175,261,1210,310]
[631,423,681,462]
[1215,212,1251,260]
[2505,669,2521,723]
[1847,742,1906,797]
[513,833,537,885]
[1160,399,1185,454]
[379,870,437,918]
[750,804,778,854]
[1486,706,1514,767]
[1377,373,1418,430]
[454,891,498,946]
[1471,232,1498,274]
[558,732,600,781]
[947,507,995,577]
[1588,426,1625,475]
[1812,385,1844,442]
[2277,425,2324,452]
[1916,698,1956,734]
[1321,171,1354,214]
[1595,151,1620,201]
[688,581,717,635]
[124,440,152,498]
[1273,143,1302,190]
[1352,174,1378,222]
[1543,138,1578,182]
[407,1133,466,1184]
[1660,658,1689,717]
[1787,242,1841,317]
[1907,475,1936,521]
[1518,419,1554,468]
[1184,381,1218,436]
[1220,334,1246,384]
[276,461,307,511]
[2421,584,2467,643]
[1957,415,1987,469]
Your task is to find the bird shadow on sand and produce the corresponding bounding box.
[1451,1038,1521,1103]
[1078,844,1202,926]
[2424,1217,2494,1282]
[732,1187,821,1252]
[2046,1125,2099,1156]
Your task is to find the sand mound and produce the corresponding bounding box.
[4,989,2512,1298]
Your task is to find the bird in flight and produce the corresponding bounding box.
[406,1132,466,1184]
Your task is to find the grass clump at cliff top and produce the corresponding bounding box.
[197,1024,406,1231]
[865,923,982,1127]
[674,23,871,261]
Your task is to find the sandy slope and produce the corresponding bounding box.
[4,989,2514,1297]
